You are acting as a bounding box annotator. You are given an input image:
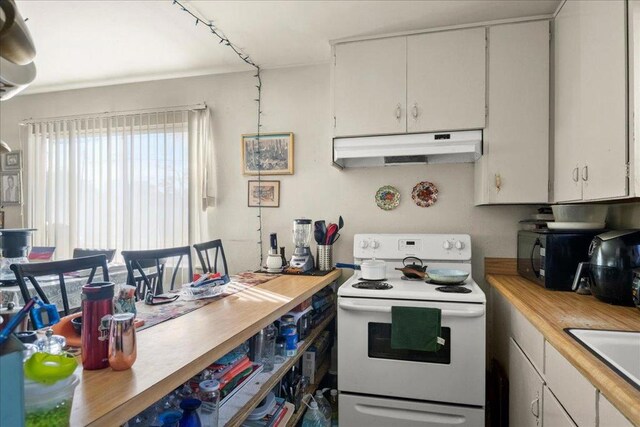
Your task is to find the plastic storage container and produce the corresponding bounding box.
[24,374,79,427]
[262,324,277,372]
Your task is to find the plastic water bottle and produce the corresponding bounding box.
[329,389,338,426]
[302,401,327,427]
[314,390,332,426]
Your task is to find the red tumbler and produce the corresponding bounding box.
[81,282,114,370]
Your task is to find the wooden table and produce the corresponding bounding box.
[70,270,341,426]
[487,269,640,426]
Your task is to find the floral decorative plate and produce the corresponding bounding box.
[375,185,400,210]
[411,181,438,207]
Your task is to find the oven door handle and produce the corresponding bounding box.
[338,300,485,318]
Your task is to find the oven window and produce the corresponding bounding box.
[368,323,451,364]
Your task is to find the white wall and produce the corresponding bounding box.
[0,64,536,286]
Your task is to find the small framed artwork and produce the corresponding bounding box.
[248,180,280,208]
[1,171,21,205]
[242,133,294,175]
[3,151,21,170]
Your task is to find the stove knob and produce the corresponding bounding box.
[443,241,452,250]
[455,241,465,250]
[360,240,369,249]
[371,240,380,249]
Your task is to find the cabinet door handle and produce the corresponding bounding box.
[412,103,419,119]
[530,396,540,418]
[495,173,502,192]
[572,167,579,182]
[582,165,589,181]
[395,104,402,120]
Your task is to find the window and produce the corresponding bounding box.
[27,111,191,259]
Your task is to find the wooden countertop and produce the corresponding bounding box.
[487,271,640,426]
[70,270,341,427]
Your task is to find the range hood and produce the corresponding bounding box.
[333,130,482,168]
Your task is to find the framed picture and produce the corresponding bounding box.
[248,180,280,207]
[242,133,294,175]
[1,171,21,205]
[3,151,21,170]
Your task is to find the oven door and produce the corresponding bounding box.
[338,297,485,406]
[339,393,485,427]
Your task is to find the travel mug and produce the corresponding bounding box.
[81,282,114,370]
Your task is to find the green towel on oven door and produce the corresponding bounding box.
[391,306,443,352]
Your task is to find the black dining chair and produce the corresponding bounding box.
[193,239,229,276]
[10,255,110,320]
[121,246,193,299]
[73,248,117,263]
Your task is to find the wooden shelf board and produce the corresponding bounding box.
[221,311,336,427]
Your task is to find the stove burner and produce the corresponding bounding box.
[358,277,387,282]
[435,286,472,293]
[353,281,393,290]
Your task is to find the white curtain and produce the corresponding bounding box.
[188,108,216,246]
[26,108,209,259]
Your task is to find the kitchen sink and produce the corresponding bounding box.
[566,329,640,389]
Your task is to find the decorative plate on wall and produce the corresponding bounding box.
[375,185,400,210]
[411,181,438,207]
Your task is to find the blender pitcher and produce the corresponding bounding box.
[290,219,314,272]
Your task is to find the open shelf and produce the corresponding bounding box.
[220,311,335,427]
[286,358,332,427]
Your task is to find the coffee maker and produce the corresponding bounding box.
[290,219,314,272]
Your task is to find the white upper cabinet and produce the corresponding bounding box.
[553,0,628,202]
[553,0,583,202]
[333,37,407,137]
[333,28,486,138]
[407,28,486,133]
[580,0,627,200]
[476,20,550,205]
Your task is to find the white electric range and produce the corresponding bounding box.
[337,233,486,427]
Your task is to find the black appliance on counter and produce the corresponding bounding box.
[517,229,604,291]
[583,230,640,306]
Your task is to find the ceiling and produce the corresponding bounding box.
[17,0,560,94]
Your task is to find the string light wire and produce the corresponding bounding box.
[173,0,265,266]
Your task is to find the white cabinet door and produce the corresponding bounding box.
[333,37,407,137]
[543,386,577,427]
[544,342,597,427]
[482,20,549,204]
[554,0,583,202]
[598,393,634,427]
[509,338,544,427]
[554,0,628,202]
[407,28,486,133]
[580,0,628,200]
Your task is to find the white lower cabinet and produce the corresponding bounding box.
[496,294,632,427]
[598,393,634,427]
[543,386,577,427]
[509,338,544,427]
[544,342,597,427]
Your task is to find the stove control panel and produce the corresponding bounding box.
[354,234,471,261]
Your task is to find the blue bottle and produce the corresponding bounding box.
[179,398,202,427]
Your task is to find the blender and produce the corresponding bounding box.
[290,219,314,272]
